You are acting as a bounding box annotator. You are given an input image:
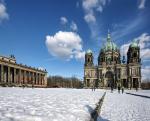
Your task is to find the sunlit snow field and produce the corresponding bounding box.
[98,90,150,121]
[0,88,104,121]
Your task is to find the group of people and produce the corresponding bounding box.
[111,85,124,94]
[117,86,124,94]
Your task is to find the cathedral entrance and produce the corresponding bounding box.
[122,79,127,88]
[133,78,138,88]
[86,79,90,87]
[105,71,114,88]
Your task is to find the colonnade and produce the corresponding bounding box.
[0,64,47,87]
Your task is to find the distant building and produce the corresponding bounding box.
[84,33,141,89]
[0,55,47,87]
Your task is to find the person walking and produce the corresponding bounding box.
[92,82,95,91]
[118,85,120,94]
[92,86,95,91]
[122,86,124,94]
[111,84,113,93]
[93,85,95,91]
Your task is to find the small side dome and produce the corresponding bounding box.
[130,40,139,48]
[86,49,92,54]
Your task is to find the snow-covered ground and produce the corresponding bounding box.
[98,90,150,121]
[0,88,104,121]
[126,90,150,97]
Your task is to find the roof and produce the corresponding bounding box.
[86,49,93,54]
[101,33,118,52]
[130,40,139,48]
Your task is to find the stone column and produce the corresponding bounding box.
[44,74,47,86]
[35,73,38,85]
[19,69,21,84]
[37,74,39,85]
[1,65,4,83]
[43,75,45,85]
[33,73,35,86]
[30,72,32,84]
[8,66,11,83]
[32,72,35,85]
[14,68,16,84]
[40,74,42,85]
[16,69,18,84]
[41,74,43,85]
[28,71,30,84]
[24,71,26,84]
[42,74,44,85]
[39,74,41,85]
[41,75,43,85]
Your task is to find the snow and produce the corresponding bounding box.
[0,88,104,121]
[126,90,150,97]
[98,90,150,121]
[1,88,149,121]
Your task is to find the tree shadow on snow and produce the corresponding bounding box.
[85,105,94,114]
[85,105,110,121]
[97,116,110,121]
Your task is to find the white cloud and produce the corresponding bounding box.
[138,0,146,9]
[74,51,85,60]
[45,31,85,60]
[82,0,98,12]
[60,17,68,25]
[96,6,103,12]
[135,33,150,59]
[120,43,130,57]
[120,33,150,60]
[142,66,150,80]
[82,0,110,19]
[82,0,110,39]
[136,33,150,49]
[60,17,78,32]
[70,21,78,32]
[0,3,9,22]
[84,13,96,23]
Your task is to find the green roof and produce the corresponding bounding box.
[86,49,92,54]
[101,33,118,52]
[130,40,139,48]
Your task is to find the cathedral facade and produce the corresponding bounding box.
[84,33,141,89]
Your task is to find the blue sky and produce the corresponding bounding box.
[0,0,150,80]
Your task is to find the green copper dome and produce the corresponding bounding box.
[86,49,92,54]
[105,42,118,51]
[102,33,118,52]
[130,40,139,48]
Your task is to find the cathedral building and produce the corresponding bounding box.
[84,33,141,89]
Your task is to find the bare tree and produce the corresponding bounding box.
[47,75,83,88]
